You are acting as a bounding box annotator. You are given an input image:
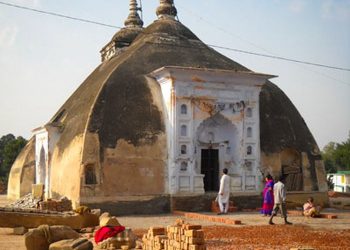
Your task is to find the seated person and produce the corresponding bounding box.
[303,197,320,217]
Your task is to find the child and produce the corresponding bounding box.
[303,197,320,217]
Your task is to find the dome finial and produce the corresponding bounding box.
[156,0,177,19]
[124,0,143,27]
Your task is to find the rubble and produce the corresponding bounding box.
[6,193,41,209]
[5,193,72,212]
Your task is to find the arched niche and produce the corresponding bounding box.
[180,104,187,115]
[281,148,302,191]
[195,113,239,190]
[180,125,187,136]
[38,145,46,184]
[84,164,97,185]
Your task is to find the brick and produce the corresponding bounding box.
[185,225,202,230]
[318,214,337,219]
[150,227,166,236]
[189,244,206,250]
[187,237,205,245]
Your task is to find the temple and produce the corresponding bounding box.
[7,0,328,214]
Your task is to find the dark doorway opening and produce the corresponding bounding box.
[201,149,219,192]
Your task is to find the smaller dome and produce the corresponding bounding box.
[156,0,177,19]
[112,27,143,48]
[100,0,143,62]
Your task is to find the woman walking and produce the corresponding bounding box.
[261,174,274,216]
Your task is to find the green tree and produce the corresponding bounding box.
[0,134,15,166]
[322,142,337,173]
[322,132,350,173]
[0,134,27,188]
[333,136,350,171]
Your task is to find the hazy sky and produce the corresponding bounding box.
[0,0,349,149]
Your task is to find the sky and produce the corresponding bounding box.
[0,0,349,150]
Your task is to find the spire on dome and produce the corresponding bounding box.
[156,0,177,19]
[124,0,143,27]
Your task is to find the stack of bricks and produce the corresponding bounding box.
[142,221,206,250]
[56,197,72,212]
[96,228,137,250]
[38,197,72,212]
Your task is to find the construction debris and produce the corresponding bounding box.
[5,193,73,212]
[6,193,41,209]
[39,197,72,212]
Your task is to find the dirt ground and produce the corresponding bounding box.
[1,195,350,250]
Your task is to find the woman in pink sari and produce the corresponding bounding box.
[261,174,274,216]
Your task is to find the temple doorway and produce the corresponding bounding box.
[201,149,219,192]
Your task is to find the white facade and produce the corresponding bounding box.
[150,67,276,195]
[328,172,350,192]
[33,124,61,198]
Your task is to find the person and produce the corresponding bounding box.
[269,175,292,225]
[303,197,320,217]
[218,168,231,215]
[261,174,274,216]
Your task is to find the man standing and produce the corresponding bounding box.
[269,175,292,225]
[218,168,230,215]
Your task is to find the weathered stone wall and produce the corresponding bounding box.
[315,160,328,192]
[49,135,83,207]
[20,164,35,197]
[79,78,168,200]
[261,150,327,193]
[7,138,35,200]
[101,137,167,196]
[260,152,281,178]
[286,191,329,208]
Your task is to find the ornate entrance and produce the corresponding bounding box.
[201,149,219,192]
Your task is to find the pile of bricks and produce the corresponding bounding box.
[142,221,206,250]
[173,211,241,225]
[96,228,137,250]
[39,197,72,212]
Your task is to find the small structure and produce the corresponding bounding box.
[328,171,350,192]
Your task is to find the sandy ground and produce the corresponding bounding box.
[1,195,350,249]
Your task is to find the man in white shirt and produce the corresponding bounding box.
[218,168,231,215]
[269,175,292,225]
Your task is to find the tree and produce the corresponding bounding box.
[0,134,15,166]
[322,142,337,173]
[322,132,350,173]
[333,136,350,171]
[0,134,27,190]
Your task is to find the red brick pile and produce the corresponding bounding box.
[38,197,72,212]
[173,211,241,225]
[142,221,206,250]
